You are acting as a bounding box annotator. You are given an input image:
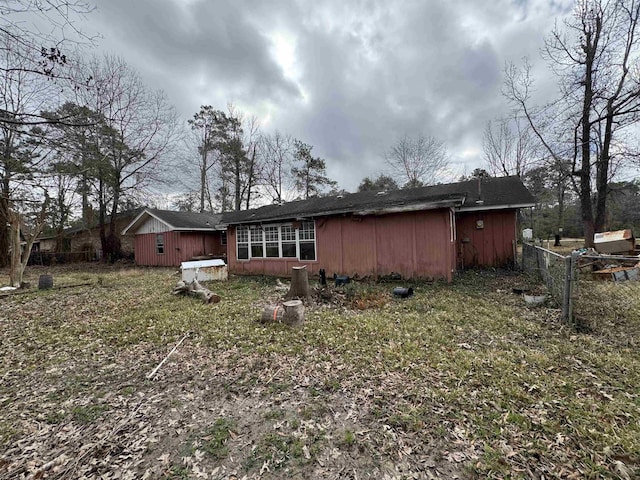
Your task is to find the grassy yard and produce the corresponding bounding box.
[0,264,638,479]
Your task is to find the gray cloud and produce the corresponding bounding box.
[86,0,574,190]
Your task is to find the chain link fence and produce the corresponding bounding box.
[522,243,640,335]
[27,251,94,266]
[521,243,571,319]
[571,254,640,339]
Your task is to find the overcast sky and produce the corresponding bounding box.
[82,0,574,191]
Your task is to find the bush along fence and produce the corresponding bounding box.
[522,243,640,331]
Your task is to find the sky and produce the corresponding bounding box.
[77,0,575,192]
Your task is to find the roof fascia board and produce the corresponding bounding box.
[353,198,464,216]
[456,203,535,212]
[173,227,224,232]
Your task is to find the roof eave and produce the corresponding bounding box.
[456,202,536,212]
[354,198,464,216]
[225,198,465,225]
[173,226,225,232]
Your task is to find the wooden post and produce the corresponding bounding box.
[283,300,304,327]
[285,265,311,302]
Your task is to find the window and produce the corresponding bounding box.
[250,226,264,257]
[234,222,316,261]
[298,221,316,260]
[220,231,227,245]
[236,226,249,260]
[264,226,279,257]
[156,234,164,254]
[281,225,296,257]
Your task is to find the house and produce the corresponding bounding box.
[67,209,141,258]
[220,176,535,282]
[122,209,227,266]
[29,209,141,263]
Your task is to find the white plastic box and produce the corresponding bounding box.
[181,259,228,283]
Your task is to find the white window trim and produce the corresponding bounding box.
[235,222,317,262]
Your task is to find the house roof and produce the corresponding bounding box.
[222,176,536,225]
[122,208,224,235]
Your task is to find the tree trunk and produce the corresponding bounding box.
[200,150,207,213]
[595,105,614,232]
[579,21,598,248]
[285,265,311,302]
[283,300,305,327]
[0,189,9,268]
[8,202,48,287]
[8,212,21,287]
[172,279,221,304]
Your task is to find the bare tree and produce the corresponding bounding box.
[483,115,539,177]
[505,0,640,246]
[76,55,179,259]
[187,106,222,212]
[259,130,296,203]
[385,134,449,187]
[8,192,49,287]
[0,33,55,267]
[0,1,95,129]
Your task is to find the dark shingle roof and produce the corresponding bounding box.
[122,209,225,234]
[146,209,223,230]
[222,176,535,225]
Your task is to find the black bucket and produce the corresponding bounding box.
[392,287,413,298]
[38,274,53,290]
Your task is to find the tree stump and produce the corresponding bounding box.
[260,305,285,324]
[283,300,305,327]
[285,266,311,302]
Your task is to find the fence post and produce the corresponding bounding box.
[562,252,577,325]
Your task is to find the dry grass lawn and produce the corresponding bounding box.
[0,264,638,479]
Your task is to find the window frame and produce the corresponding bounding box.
[234,221,316,262]
[236,226,249,260]
[156,233,165,255]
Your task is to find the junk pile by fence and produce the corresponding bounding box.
[522,242,640,330]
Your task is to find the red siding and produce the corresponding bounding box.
[455,210,517,268]
[227,209,456,281]
[134,231,226,266]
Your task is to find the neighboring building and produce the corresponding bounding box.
[31,235,57,253]
[221,176,535,282]
[122,209,226,266]
[67,210,140,258]
[32,209,141,261]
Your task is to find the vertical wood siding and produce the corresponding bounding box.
[227,209,456,281]
[134,231,226,266]
[455,210,517,268]
[138,217,172,234]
